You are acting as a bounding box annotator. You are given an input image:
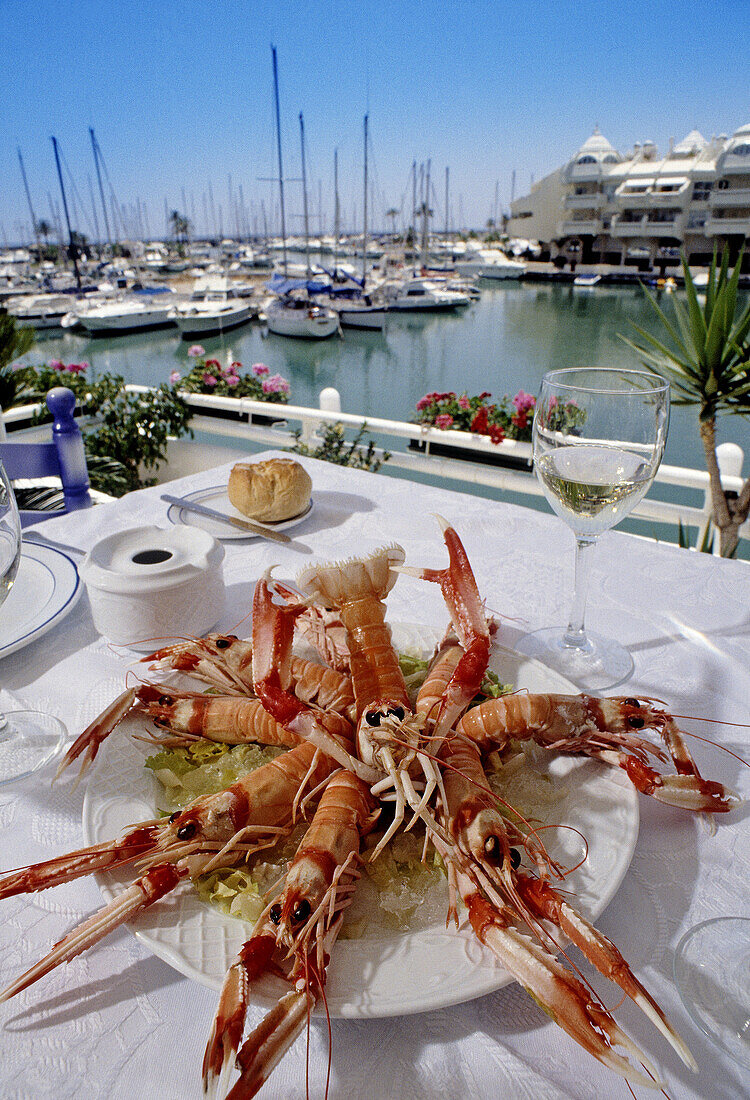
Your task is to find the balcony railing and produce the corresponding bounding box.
[705,214,750,234]
[611,215,648,236]
[4,388,747,552]
[559,219,602,235]
[564,193,605,210]
[710,188,750,207]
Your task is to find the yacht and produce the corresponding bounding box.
[62,294,175,335]
[7,293,81,330]
[168,277,254,338]
[265,294,340,339]
[383,276,471,311]
[454,249,526,280]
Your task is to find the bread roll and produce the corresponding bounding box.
[228,458,312,522]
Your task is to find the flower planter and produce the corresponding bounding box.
[408,436,532,471]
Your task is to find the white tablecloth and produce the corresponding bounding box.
[1,453,748,1100]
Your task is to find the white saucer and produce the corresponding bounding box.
[0,543,82,658]
[166,485,314,541]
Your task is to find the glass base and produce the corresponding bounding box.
[515,627,634,692]
[674,917,750,1070]
[0,710,67,785]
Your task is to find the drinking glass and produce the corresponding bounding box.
[518,368,670,691]
[0,458,66,784]
[674,916,750,1070]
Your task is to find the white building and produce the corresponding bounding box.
[508,122,750,270]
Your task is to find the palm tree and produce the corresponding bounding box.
[385,208,399,237]
[168,210,190,245]
[623,247,750,557]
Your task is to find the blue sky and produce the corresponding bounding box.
[1,0,747,243]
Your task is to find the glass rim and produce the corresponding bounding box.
[541,367,669,397]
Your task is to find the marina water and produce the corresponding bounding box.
[23,280,748,543]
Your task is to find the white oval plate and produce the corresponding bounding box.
[166,485,314,541]
[0,542,82,659]
[82,626,638,1018]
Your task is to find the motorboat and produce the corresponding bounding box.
[265,294,340,339]
[7,293,80,330]
[330,296,388,331]
[572,273,602,288]
[453,249,526,280]
[383,276,470,311]
[62,294,175,335]
[168,277,254,338]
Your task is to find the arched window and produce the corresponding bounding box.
[731,143,750,156]
[602,154,618,164]
[576,155,597,165]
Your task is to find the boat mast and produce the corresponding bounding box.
[421,158,431,268]
[362,113,368,290]
[17,148,40,256]
[299,113,311,278]
[50,135,81,289]
[271,45,288,277]
[333,148,339,273]
[89,128,112,250]
[445,165,449,244]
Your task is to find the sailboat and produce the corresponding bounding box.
[326,116,388,331]
[264,49,339,340]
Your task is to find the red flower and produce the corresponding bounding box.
[204,358,221,370]
[470,407,489,435]
[488,424,506,444]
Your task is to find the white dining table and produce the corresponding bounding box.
[1,451,748,1100]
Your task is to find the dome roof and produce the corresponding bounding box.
[673,129,707,155]
[731,121,750,138]
[576,126,616,156]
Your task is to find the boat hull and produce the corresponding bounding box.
[335,306,387,330]
[172,306,253,338]
[265,303,340,339]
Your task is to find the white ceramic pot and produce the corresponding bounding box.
[80,525,225,649]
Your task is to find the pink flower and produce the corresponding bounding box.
[202,373,217,387]
[226,375,239,387]
[187,344,205,357]
[252,363,270,377]
[457,396,470,410]
[169,370,181,384]
[49,359,65,371]
[416,396,433,411]
[261,373,290,395]
[513,390,536,414]
[434,414,454,430]
[65,363,86,374]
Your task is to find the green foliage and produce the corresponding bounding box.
[289,421,390,472]
[82,380,193,493]
[0,316,35,404]
[623,246,750,421]
[3,359,193,497]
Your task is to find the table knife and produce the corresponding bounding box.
[160,493,292,543]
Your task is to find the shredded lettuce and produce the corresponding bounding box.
[145,741,284,815]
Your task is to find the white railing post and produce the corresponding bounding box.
[319,387,341,413]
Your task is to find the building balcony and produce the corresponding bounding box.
[704,214,750,235]
[611,215,648,236]
[648,190,690,207]
[567,164,602,182]
[710,188,750,207]
[564,193,605,210]
[559,219,602,236]
[615,190,654,208]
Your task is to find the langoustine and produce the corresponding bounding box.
[0,517,741,1097]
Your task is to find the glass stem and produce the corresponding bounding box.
[563,537,598,650]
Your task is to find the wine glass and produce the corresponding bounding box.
[517,367,670,691]
[0,457,66,785]
[674,916,750,1069]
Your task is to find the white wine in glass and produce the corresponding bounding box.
[518,368,670,691]
[0,458,66,784]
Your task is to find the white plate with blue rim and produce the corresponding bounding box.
[0,542,82,659]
